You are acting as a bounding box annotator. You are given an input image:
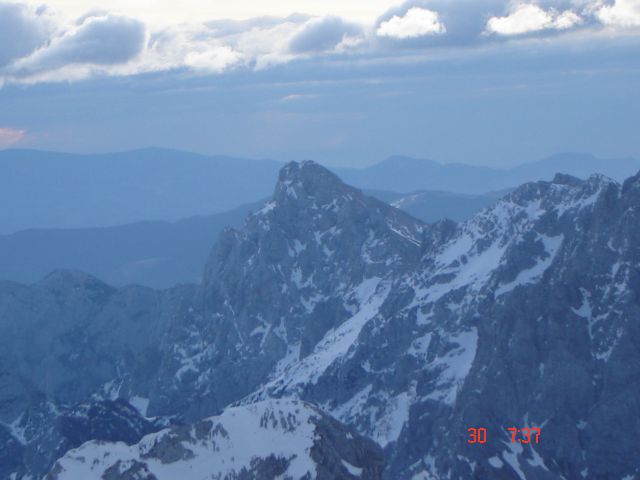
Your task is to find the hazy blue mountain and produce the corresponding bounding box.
[0,202,260,289]
[366,189,501,223]
[2,148,637,234]
[0,188,501,289]
[336,156,499,194]
[0,148,281,234]
[509,152,640,183]
[337,152,640,194]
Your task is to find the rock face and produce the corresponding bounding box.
[169,161,423,419]
[46,399,384,480]
[1,160,640,479]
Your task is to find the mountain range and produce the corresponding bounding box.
[1,148,638,234]
[0,189,498,288]
[335,152,640,194]
[1,160,639,479]
[0,202,260,288]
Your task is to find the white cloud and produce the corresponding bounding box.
[486,4,582,36]
[1,0,640,85]
[289,16,362,53]
[183,46,242,72]
[21,0,404,26]
[335,34,366,52]
[0,3,54,67]
[0,127,25,148]
[554,10,583,29]
[13,14,146,74]
[597,0,640,27]
[142,24,245,74]
[376,7,446,39]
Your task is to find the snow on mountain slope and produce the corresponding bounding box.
[249,277,390,398]
[242,169,640,479]
[46,399,383,480]
[4,162,640,480]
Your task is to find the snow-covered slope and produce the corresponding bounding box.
[46,399,383,480]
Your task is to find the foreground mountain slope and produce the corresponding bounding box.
[2,161,640,479]
[245,170,640,479]
[46,399,384,480]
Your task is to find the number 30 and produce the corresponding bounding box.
[468,428,487,444]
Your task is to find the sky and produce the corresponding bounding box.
[0,0,639,167]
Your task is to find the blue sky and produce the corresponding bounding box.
[0,0,639,167]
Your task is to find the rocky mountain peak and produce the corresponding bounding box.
[551,172,582,186]
[272,160,361,209]
[492,171,617,222]
[189,162,428,419]
[34,269,117,299]
[204,161,425,292]
[621,168,640,194]
[37,269,108,288]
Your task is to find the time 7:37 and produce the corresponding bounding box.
[508,427,541,443]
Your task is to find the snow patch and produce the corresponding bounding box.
[495,234,563,296]
[424,328,478,405]
[341,459,363,476]
[502,441,526,480]
[51,399,319,480]
[264,280,388,390]
[129,396,150,417]
[572,288,592,319]
[257,201,276,215]
[408,333,432,359]
[373,390,411,447]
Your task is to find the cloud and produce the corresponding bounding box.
[196,16,308,69]
[289,16,362,52]
[486,4,583,36]
[144,24,244,73]
[0,127,25,148]
[376,7,446,38]
[1,0,640,85]
[0,3,53,67]
[597,0,640,27]
[13,14,146,74]
[372,0,506,47]
[182,46,242,72]
[206,14,310,37]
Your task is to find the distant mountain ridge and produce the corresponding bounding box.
[368,188,501,223]
[335,152,640,194]
[0,189,498,288]
[1,148,637,233]
[0,148,281,234]
[0,201,261,288]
